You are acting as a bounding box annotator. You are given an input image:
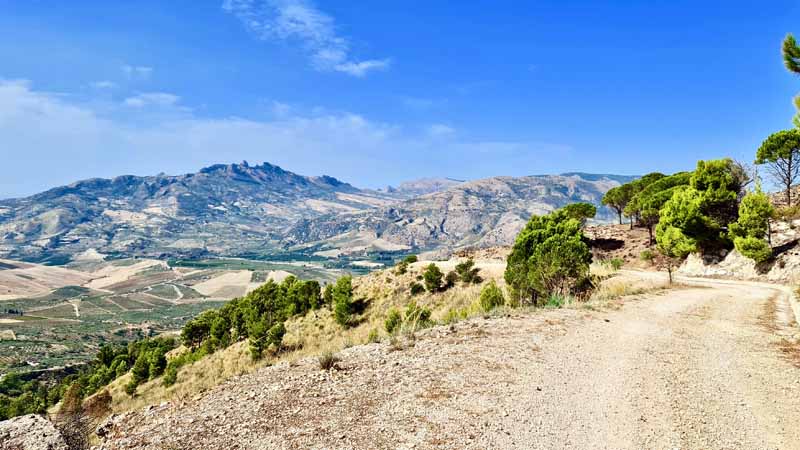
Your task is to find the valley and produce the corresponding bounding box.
[0,256,344,376]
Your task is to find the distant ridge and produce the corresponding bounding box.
[0,163,632,263]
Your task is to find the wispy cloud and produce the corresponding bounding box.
[0,79,570,197]
[428,124,455,137]
[222,0,390,77]
[122,65,153,80]
[91,80,116,89]
[123,92,181,108]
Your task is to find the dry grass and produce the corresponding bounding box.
[317,351,340,370]
[102,257,507,413]
[101,256,677,416]
[106,340,265,413]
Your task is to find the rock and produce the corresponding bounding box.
[0,414,68,450]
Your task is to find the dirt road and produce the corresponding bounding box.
[97,273,800,450]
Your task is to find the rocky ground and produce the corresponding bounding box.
[0,414,68,450]
[91,272,800,450]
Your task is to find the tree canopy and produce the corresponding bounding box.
[756,129,800,206]
[504,208,592,305]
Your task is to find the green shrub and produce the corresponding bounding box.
[404,301,433,329]
[124,381,137,396]
[162,365,178,387]
[479,280,505,312]
[505,209,593,305]
[332,276,354,327]
[455,258,482,284]
[422,263,443,292]
[639,250,655,261]
[395,261,409,275]
[402,255,418,264]
[443,307,468,324]
[545,294,566,308]
[323,284,333,307]
[609,258,624,270]
[367,328,380,343]
[444,271,458,289]
[409,282,424,296]
[384,309,402,334]
[734,236,773,263]
[729,188,774,263]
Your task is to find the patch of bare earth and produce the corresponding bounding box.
[95,274,800,450]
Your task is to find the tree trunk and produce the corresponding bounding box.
[667,265,673,284]
[618,211,622,225]
[647,225,653,246]
[787,156,794,206]
[767,220,772,245]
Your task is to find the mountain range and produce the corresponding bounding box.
[0,162,635,263]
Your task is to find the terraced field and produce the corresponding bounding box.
[0,257,347,375]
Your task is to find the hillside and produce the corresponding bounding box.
[0,162,394,263]
[383,177,465,197]
[93,272,800,450]
[0,166,633,263]
[286,173,635,256]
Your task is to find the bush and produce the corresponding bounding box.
[402,255,418,264]
[403,301,433,331]
[395,261,409,275]
[384,309,402,334]
[422,264,443,292]
[162,365,178,387]
[545,294,566,308]
[729,188,774,263]
[639,250,655,261]
[444,271,458,289]
[318,351,340,371]
[734,236,773,263]
[505,209,593,305]
[609,258,624,270]
[443,307,468,324]
[332,276,354,327]
[410,282,424,296]
[455,258,482,284]
[367,328,380,343]
[479,281,505,312]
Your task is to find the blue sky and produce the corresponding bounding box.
[1,0,799,198]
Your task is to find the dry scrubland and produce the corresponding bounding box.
[91,270,800,450]
[97,254,670,416]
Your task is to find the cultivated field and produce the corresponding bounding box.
[0,257,346,375]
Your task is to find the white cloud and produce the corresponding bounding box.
[91,80,116,89]
[122,65,153,80]
[222,0,390,77]
[123,92,181,108]
[0,79,570,198]
[333,59,390,77]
